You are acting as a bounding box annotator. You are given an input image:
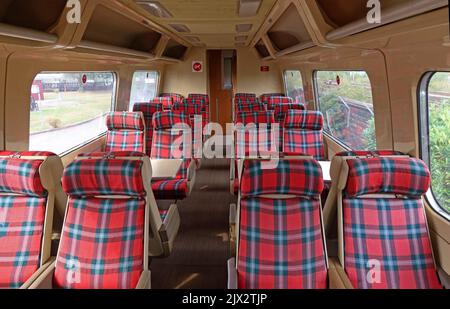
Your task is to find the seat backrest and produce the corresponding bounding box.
[337,157,442,289]
[188,94,210,125]
[283,110,325,160]
[323,151,408,238]
[132,103,163,156]
[105,112,146,153]
[267,96,294,110]
[151,111,192,160]
[235,93,257,103]
[160,93,184,106]
[273,102,306,123]
[0,151,61,288]
[235,111,277,158]
[54,153,164,289]
[236,158,328,289]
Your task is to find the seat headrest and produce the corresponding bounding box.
[106,112,145,131]
[160,93,184,104]
[188,94,209,104]
[236,102,266,112]
[151,97,173,109]
[267,96,293,109]
[62,158,146,197]
[236,111,275,125]
[173,101,203,115]
[133,102,163,116]
[344,157,430,198]
[260,93,285,102]
[0,156,48,197]
[241,159,324,198]
[283,110,324,130]
[152,111,190,130]
[337,150,406,157]
[274,103,306,114]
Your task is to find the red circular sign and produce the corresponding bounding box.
[193,62,202,72]
[81,74,87,84]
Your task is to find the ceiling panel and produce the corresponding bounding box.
[133,0,277,47]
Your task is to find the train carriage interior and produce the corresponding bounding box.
[0,0,449,295]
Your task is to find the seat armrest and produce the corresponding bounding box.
[158,204,180,257]
[227,258,238,289]
[328,258,353,289]
[187,160,196,182]
[136,270,151,289]
[28,260,57,289]
[438,267,450,289]
[229,203,237,257]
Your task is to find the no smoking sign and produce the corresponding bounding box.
[192,61,203,73]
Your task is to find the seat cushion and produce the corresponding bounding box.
[152,179,189,200]
[237,197,327,289]
[343,198,442,289]
[54,198,145,289]
[0,196,47,288]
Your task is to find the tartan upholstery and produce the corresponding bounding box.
[133,103,163,156]
[337,150,406,157]
[78,151,146,159]
[273,103,306,123]
[151,97,173,110]
[235,112,278,158]
[105,112,145,153]
[342,157,441,288]
[188,94,210,125]
[62,159,145,197]
[283,110,325,160]
[236,102,266,113]
[345,157,430,198]
[160,93,184,105]
[0,155,49,288]
[267,96,294,110]
[54,158,146,289]
[151,160,190,199]
[153,111,190,130]
[240,159,324,197]
[259,93,285,104]
[237,159,327,289]
[235,93,257,104]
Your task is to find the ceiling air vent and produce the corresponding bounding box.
[169,24,190,33]
[238,0,262,17]
[236,24,253,33]
[136,1,173,18]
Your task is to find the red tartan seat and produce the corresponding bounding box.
[228,158,328,289]
[259,93,285,105]
[282,110,326,160]
[0,151,62,289]
[323,150,409,252]
[133,102,163,156]
[105,112,146,153]
[44,153,179,289]
[187,94,210,127]
[336,157,442,289]
[151,111,196,200]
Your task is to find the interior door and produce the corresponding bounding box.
[208,50,236,130]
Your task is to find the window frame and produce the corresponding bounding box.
[418,71,450,221]
[313,69,376,151]
[129,70,160,111]
[29,71,118,156]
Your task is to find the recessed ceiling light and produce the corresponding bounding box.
[136,1,173,18]
[236,24,253,33]
[238,0,262,17]
[169,24,191,33]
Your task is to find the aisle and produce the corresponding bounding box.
[150,159,236,289]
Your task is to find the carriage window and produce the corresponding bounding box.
[29,72,116,155]
[129,71,159,111]
[284,70,305,104]
[315,71,376,150]
[419,72,450,216]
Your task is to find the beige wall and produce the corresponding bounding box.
[162,47,208,96]
[236,47,283,96]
